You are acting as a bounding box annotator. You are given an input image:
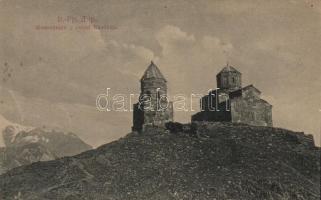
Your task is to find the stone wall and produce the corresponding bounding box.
[132,101,173,132]
[193,86,272,127]
[192,92,231,122]
[230,96,272,126]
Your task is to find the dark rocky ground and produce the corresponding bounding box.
[0,122,320,200]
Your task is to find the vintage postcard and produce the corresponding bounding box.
[0,0,320,199]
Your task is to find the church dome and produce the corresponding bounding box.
[216,64,242,91]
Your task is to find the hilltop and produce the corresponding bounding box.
[0,122,320,200]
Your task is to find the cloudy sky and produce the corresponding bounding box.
[0,0,320,147]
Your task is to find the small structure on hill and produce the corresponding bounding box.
[132,61,173,131]
[192,64,273,126]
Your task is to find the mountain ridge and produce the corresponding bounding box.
[0,115,92,175]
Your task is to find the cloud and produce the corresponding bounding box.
[0,85,131,147]
[0,0,320,147]
[201,36,233,53]
[157,25,195,44]
[153,25,235,122]
[106,40,158,77]
[156,25,233,60]
[0,11,160,105]
[156,25,196,59]
[155,25,234,92]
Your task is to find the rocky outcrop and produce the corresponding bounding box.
[0,122,319,200]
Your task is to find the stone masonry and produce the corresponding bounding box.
[192,65,272,126]
[132,61,173,131]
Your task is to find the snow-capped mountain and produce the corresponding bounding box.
[0,114,92,175]
[0,114,33,147]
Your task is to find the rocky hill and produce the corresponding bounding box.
[0,125,92,175]
[0,122,320,200]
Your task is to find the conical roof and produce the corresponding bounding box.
[218,64,241,74]
[141,61,166,81]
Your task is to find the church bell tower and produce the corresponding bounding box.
[132,61,173,132]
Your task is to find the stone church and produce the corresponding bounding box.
[132,61,173,131]
[192,65,273,126]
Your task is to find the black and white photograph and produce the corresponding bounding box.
[0,0,320,199]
